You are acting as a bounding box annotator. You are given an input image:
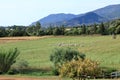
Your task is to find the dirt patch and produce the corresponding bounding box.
[0,36,52,44]
[0,76,58,80]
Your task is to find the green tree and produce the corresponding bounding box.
[37,29,45,36]
[98,22,106,35]
[35,21,41,30]
[115,25,120,34]
[50,48,85,69]
[45,27,53,35]
[108,26,116,35]
[93,24,98,34]
[81,25,86,34]
[35,22,41,36]
[53,27,61,35]
[0,27,7,37]
[26,26,35,36]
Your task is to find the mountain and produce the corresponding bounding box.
[94,4,120,19]
[32,13,77,27]
[63,12,107,26]
[32,4,120,27]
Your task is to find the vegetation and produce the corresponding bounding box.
[59,58,101,80]
[0,35,119,78]
[0,36,120,69]
[50,48,85,75]
[0,8,120,80]
[0,19,120,37]
[0,10,120,80]
[0,48,19,74]
[50,48,85,67]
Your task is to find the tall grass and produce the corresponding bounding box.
[0,48,19,73]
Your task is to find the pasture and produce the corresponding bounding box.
[0,35,120,70]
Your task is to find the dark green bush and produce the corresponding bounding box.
[50,48,85,75]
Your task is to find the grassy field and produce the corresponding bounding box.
[0,35,120,70]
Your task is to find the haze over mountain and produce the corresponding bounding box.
[32,4,120,27]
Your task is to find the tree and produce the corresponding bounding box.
[45,27,53,35]
[26,26,35,36]
[59,58,101,80]
[7,25,28,37]
[0,48,20,73]
[37,29,45,36]
[27,22,42,36]
[59,25,65,35]
[35,22,41,36]
[72,28,79,35]
[98,22,106,35]
[53,27,61,35]
[93,24,98,34]
[108,26,116,35]
[81,25,86,34]
[35,21,41,30]
[50,48,85,74]
[115,25,120,34]
[0,27,7,37]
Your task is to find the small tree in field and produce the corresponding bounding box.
[0,48,20,73]
[59,58,101,80]
[50,48,85,75]
[50,48,85,68]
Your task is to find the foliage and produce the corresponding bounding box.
[59,58,102,80]
[0,27,7,37]
[50,48,85,75]
[0,48,20,73]
[0,19,120,37]
[97,22,107,35]
[53,26,65,35]
[50,48,85,68]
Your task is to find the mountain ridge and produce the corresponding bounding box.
[31,4,120,27]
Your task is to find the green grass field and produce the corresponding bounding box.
[0,35,120,70]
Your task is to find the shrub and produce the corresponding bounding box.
[50,48,85,75]
[59,58,102,80]
[0,48,20,73]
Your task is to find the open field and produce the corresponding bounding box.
[0,35,120,69]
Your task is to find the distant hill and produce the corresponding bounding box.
[32,4,120,27]
[63,12,107,26]
[94,4,120,19]
[32,13,77,27]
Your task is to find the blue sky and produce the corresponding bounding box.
[0,0,120,26]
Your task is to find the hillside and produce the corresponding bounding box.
[32,13,77,27]
[64,12,107,26]
[32,4,120,27]
[94,4,120,19]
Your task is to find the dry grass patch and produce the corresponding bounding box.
[0,36,52,44]
[0,76,58,80]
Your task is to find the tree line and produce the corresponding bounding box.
[0,19,120,37]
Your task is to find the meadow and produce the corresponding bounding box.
[0,35,120,70]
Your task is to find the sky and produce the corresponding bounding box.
[0,0,120,26]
